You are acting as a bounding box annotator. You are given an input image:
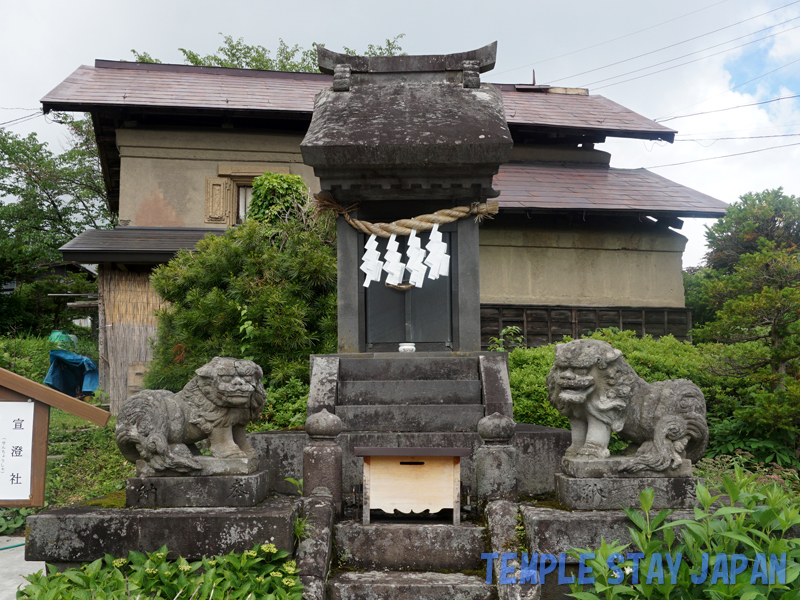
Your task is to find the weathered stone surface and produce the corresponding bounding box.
[555,473,698,510]
[26,499,297,563]
[562,457,692,479]
[308,356,338,415]
[521,506,694,564]
[135,457,257,478]
[126,470,268,507]
[335,522,486,571]
[546,339,708,471]
[327,571,497,600]
[297,491,335,581]
[479,354,513,419]
[116,357,265,476]
[248,430,308,495]
[305,409,343,439]
[476,445,517,503]
[478,413,516,443]
[515,425,570,496]
[304,443,343,513]
[300,576,326,600]
[486,500,541,600]
[335,404,485,432]
[338,380,482,405]
[339,356,480,381]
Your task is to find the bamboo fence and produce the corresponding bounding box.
[102,269,165,414]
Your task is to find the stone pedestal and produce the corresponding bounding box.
[475,413,517,503]
[126,471,269,508]
[555,472,698,510]
[135,456,258,478]
[303,409,343,514]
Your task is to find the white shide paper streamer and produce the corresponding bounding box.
[406,229,428,288]
[382,234,406,286]
[360,234,385,287]
[423,223,450,280]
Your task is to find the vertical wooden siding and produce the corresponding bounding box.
[480,305,692,349]
[102,269,164,414]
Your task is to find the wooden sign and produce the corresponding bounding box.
[0,367,109,507]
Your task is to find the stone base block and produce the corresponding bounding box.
[562,457,692,479]
[136,456,258,477]
[126,471,269,507]
[335,404,485,432]
[555,473,698,510]
[25,499,297,563]
[335,522,486,571]
[327,571,495,600]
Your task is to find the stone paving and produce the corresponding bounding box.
[0,536,44,600]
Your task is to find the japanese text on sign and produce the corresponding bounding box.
[0,402,35,501]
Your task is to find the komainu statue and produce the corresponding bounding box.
[116,357,266,474]
[546,339,708,472]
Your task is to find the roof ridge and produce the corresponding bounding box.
[94,59,332,81]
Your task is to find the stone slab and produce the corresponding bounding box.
[486,501,541,600]
[335,522,486,571]
[555,473,698,510]
[338,380,482,405]
[308,355,339,414]
[25,499,297,563]
[327,571,497,600]
[125,471,269,507]
[521,506,694,564]
[515,424,571,496]
[562,457,692,479]
[335,404,486,432]
[248,425,571,501]
[338,356,479,381]
[479,354,513,418]
[297,493,335,580]
[135,456,258,478]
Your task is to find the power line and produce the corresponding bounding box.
[0,112,42,128]
[591,25,800,91]
[648,140,800,168]
[657,94,800,123]
[675,121,800,135]
[677,132,800,141]
[492,0,735,77]
[657,54,800,120]
[0,107,40,111]
[553,2,800,84]
[578,18,800,88]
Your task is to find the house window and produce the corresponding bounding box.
[237,185,253,223]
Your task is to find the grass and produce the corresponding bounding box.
[45,410,135,507]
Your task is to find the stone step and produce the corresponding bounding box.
[339,357,479,382]
[335,522,487,571]
[338,380,482,406]
[335,405,485,432]
[328,571,496,600]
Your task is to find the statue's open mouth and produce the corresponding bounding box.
[558,386,594,404]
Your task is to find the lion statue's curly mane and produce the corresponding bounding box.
[116,357,266,474]
[546,339,708,472]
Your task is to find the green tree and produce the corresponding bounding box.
[145,173,337,391]
[704,187,800,272]
[131,33,406,72]
[0,113,111,334]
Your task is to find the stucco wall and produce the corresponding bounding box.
[116,129,320,227]
[479,217,687,307]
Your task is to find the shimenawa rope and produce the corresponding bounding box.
[313,192,499,238]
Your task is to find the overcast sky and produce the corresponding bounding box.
[2,0,799,267]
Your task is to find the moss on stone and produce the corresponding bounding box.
[81,490,127,509]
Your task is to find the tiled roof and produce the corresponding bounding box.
[41,61,675,141]
[494,162,728,217]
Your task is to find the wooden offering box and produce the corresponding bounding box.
[354,447,471,525]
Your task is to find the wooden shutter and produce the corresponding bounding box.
[205,177,234,224]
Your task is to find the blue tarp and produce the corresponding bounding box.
[44,350,99,397]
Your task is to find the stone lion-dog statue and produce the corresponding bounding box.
[546,339,708,472]
[116,357,266,474]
